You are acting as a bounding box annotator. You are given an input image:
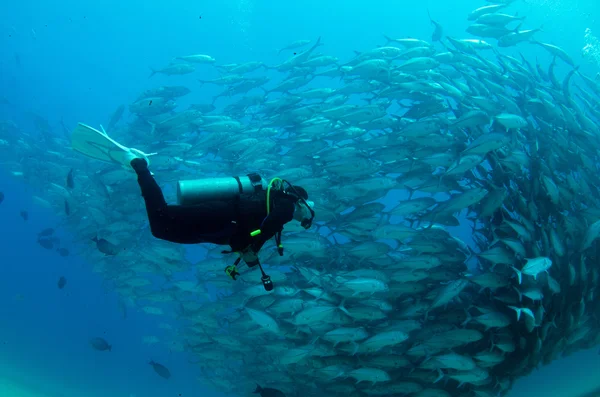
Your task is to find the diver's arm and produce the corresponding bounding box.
[249,200,295,253]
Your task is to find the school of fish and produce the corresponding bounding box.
[1,0,600,396]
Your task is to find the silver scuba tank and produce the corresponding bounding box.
[177,173,267,206]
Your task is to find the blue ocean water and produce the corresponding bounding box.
[1,0,599,396]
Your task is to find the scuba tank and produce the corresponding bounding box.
[177,173,267,206]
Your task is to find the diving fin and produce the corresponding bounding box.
[71,123,156,170]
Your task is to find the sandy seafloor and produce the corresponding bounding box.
[1,348,598,397]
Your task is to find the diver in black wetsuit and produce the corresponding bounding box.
[130,158,315,291]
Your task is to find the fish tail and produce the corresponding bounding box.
[147,121,157,136]
[489,338,496,352]
[148,67,157,78]
[351,341,360,356]
[463,245,474,265]
[461,309,472,327]
[434,368,444,383]
[510,266,522,284]
[508,306,521,321]
[338,299,350,316]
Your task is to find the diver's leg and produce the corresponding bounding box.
[132,158,168,220]
[131,158,231,244]
[132,158,183,242]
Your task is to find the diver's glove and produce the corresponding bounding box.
[240,246,259,267]
[224,265,240,280]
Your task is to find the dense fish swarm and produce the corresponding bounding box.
[2,1,600,396]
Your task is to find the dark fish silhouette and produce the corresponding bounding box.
[64,200,70,216]
[149,360,171,379]
[57,248,70,257]
[89,337,112,351]
[66,169,74,189]
[38,228,55,237]
[0,192,4,204]
[107,104,125,131]
[92,236,120,255]
[576,385,600,397]
[57,276,67,289]
[59,119,71,140]
[37,238,54,250]
[427,7,443,42]
[189,103,216,113]
[20,210,28,221]
[118,298,128,319]
[253,384,286,397]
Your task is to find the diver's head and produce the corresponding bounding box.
[286,185,314,229]
[289,185,308,201]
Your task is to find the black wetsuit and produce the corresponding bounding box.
[132,160,295,259]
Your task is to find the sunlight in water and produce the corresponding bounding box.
[0,377,52,397]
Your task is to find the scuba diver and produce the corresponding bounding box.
[69,122,314,291]
[130,157,315,291]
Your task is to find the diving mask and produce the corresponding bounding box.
[294,200,315,229]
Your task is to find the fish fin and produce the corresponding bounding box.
[148,67,157,78]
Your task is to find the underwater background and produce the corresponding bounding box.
[1,0,600,396]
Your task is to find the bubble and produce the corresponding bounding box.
[582,28,600,68]
[234,0,254,51]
